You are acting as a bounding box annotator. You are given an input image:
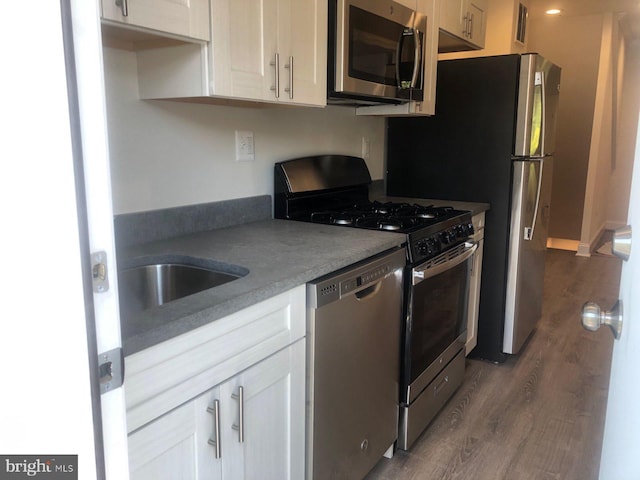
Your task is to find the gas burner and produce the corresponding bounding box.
[352,202,392,216]
[379,221,402,231]
[310,210,362,226]
[310,211,333,224]
[333,213,355,225]
[355,215,415,231]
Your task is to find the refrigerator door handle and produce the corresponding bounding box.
[524,159,544,241]
[537,71,546,155]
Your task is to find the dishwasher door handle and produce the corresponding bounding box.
[355,280,383,301]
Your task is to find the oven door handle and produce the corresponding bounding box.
[412,242,478,285]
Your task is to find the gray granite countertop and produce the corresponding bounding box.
[119,219,405,356]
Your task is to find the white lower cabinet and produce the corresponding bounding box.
[129,339,305,480]
[125,286,306,480]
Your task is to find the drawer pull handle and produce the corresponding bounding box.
[231,386,245,443]
[206,399,222,458]
[115,0,128,16]
[434,375,449,396]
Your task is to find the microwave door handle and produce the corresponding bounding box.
[396,30,406,87]
[411,28,421,88]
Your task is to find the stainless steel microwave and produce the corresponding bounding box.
[328,0,427,105]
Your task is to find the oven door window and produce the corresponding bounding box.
[348,6,404,86]
[409,258,471,383]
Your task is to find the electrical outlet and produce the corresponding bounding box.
[235,130,255,161]
[362,136,370,160]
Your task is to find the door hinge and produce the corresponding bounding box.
[91,251,110,293]
[98,347,124,394]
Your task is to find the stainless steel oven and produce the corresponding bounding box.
[328,0,427,105]
[398,240,476,450]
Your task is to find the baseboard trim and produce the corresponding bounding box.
[576,242,592,257]
[547,238,580,251]
[605,221,626,231]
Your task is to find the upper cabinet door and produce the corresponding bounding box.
[439,0,487,52]
[439,0,467,36]
[465,0,487,48]
[210,0,278,101]
[280,0,328,106]
[210,0,326,106]
[101,0,210,41]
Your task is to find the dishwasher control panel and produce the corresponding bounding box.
[307,248,405,308]
[341,264,391,295]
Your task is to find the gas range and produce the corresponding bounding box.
[275,155,476,453]
[274,156,473,264]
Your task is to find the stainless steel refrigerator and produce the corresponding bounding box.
[386,54,561,362]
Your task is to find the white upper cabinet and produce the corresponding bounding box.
[285,0,328,106]
[101,0,210,42]
[356,0,439,116]
[439,0,487,52]
[134,0,327,107]
[210,0,327,106]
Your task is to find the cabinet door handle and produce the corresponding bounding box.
[469,13,475,38]
[231,386,245,443]
[206,399,222,458]
[270,53,280,98]
[284,56,293,99]
[115,0,128,17]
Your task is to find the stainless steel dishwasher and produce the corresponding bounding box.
[306,247,405,480]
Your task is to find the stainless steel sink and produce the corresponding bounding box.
[118,259,246,319]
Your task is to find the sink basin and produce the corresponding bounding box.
[118,259,245,319]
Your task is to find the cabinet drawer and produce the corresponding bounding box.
[125,285,305,432]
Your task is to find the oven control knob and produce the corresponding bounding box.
[417,238,437,256]
[440,231,452,244]
[427,238,437,253]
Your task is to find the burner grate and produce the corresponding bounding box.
[307,202,458,233]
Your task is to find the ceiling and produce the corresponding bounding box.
[526,0,640,19]
[526,0,640,39]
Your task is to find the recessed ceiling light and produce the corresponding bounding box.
[545,8,562,15]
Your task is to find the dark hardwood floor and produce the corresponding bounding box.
[366,249,622,480]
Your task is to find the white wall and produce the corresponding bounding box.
[579,13,616,255]
[608,31,640,228]
[103,47,386,214]
[528,14,603,242]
